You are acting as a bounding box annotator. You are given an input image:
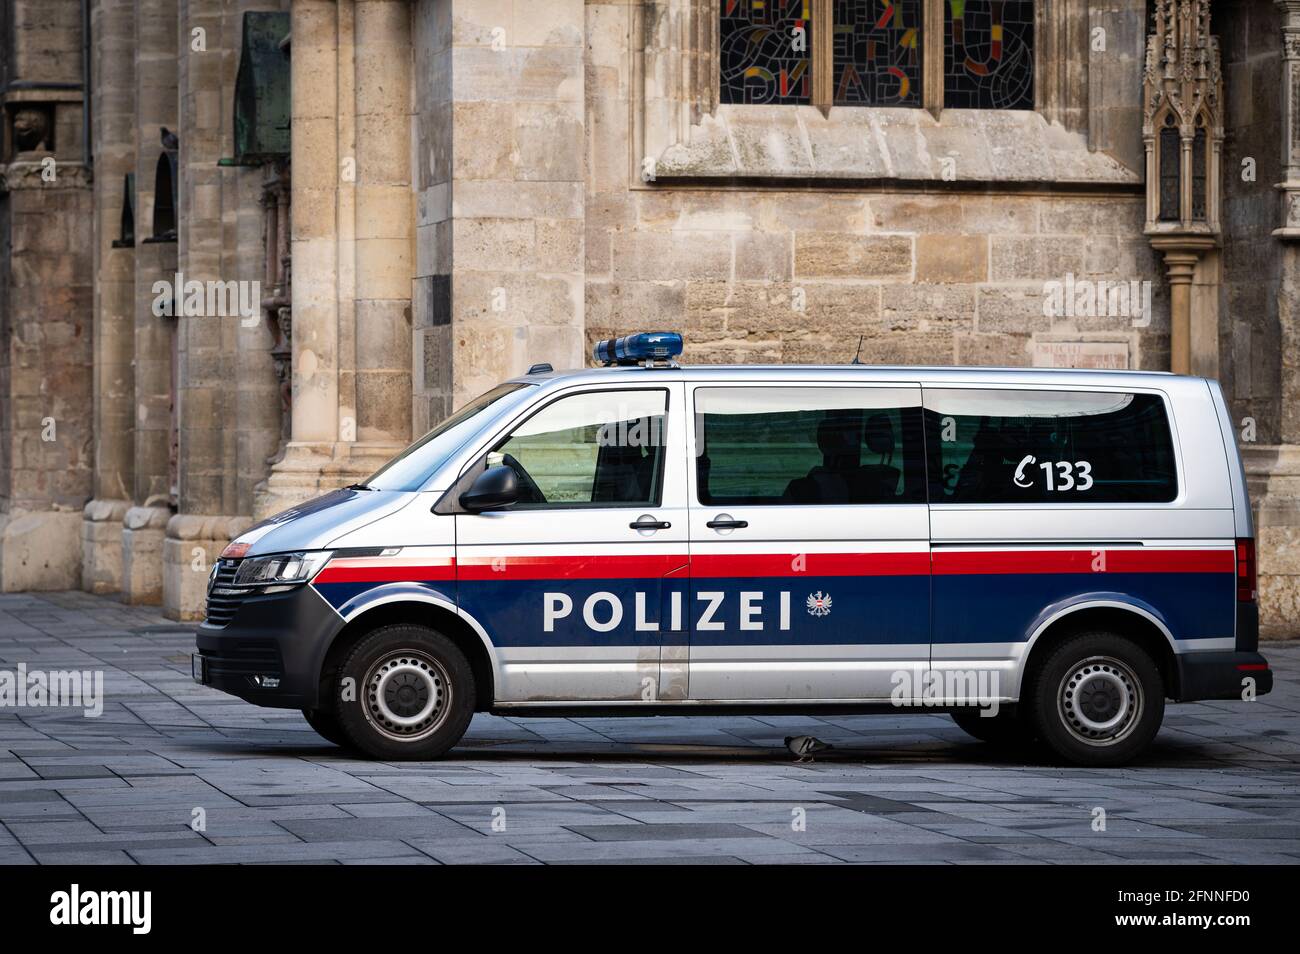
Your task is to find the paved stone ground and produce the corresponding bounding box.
[0,591,1297,865]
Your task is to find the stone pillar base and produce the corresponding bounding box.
[1244,444,1300,639]
[0,509,84,592]
[163,513,254,621]
[121,506,171,605]
[254,440,408,520]
[81,499,130,594]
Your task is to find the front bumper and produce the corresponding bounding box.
[1175,650,1273,702]
[194,584,342,709]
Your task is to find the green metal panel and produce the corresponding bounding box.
[233,11,291,163]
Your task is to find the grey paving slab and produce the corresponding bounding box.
[0,591,1297,864]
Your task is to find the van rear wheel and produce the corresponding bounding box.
[1026,632,1164,767]
[335,624,475,761]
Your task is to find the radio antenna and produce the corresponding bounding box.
[850,335,865,365]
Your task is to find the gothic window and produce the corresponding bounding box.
[1192,116,1208,223]
[944,0,1035,110]
[112,174,135,249]
[1158,114,1180,222]
[152,150,177,240]
[1141,1,1222,235]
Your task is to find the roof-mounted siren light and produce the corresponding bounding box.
[592,331,683,368]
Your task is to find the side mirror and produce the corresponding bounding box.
[459,465,518,513]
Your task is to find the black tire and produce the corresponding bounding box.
[301,708,350,748]
[334,624,475,761]
[1025,631,1165,767]
[950,708,1034,747]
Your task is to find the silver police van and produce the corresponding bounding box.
[195,332,1272,766]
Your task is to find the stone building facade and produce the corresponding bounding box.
[0,0,1298,635]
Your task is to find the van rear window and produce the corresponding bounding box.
[923,389,1178,504]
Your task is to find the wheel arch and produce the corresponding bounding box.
[1022,598,1180,700]
[317,587,498,711]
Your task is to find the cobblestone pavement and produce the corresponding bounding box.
[0,592,1297,865]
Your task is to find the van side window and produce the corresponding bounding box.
[492,389,668,508]
[694,387,926,506]
[924,389,1178,504]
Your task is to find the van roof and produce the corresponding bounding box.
[514,363,1183,388]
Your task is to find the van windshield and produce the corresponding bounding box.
[364,383,533,491]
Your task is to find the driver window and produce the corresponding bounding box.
[492,389,668,509]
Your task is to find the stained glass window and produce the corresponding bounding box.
[833,1,922,107]
[720,0,1038,112]
[944,0,1035,110]
[720,0,813,105]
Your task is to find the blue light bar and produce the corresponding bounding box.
[592,331,683,367]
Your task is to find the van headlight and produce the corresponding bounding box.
[233,551,333,591]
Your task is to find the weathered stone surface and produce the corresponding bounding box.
[81,500,129,595]
[990,236,1086,282]
[121,506,169,605]
[916,235,988,284]
[794,233,912,280]
[956,332,1031,366]
[0,511,83,592]
[881,284,977,330]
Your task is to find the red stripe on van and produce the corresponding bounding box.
[691,552,930,578]
[315,548,1233,584]
[313,560,455,584]
[456,554,688,580]
[932,549,1234,576]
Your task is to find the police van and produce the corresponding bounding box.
[195,332,1272,766]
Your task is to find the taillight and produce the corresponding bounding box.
[1236,538,1257,603]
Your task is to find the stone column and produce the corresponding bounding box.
[1275,1,1300,441]
[351,0,413,448]
[411,0,585,429]
[162,0,256,618]
[0,3,96,591]
[1247,1,1300,637]
[82,0,138,594]
[122,0,180,604]
[1150,237,1216,376]
[259,0,412,516]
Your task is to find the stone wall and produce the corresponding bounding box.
[411,0,587,418]
[586,0,1166,372]
[157,0,287,619]
[0,0,95,592]
[0,171,95,591]
[1218,3,1285,444]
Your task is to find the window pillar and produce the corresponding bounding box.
[811,0,832,115]
[922,0,944,118]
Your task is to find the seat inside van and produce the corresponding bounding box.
[783,412,901,504]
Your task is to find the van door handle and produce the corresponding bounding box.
[629,518,671,530]
[706,518,748,530]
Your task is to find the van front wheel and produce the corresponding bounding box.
[1027,632,1164,767]
[335,624,476,761]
